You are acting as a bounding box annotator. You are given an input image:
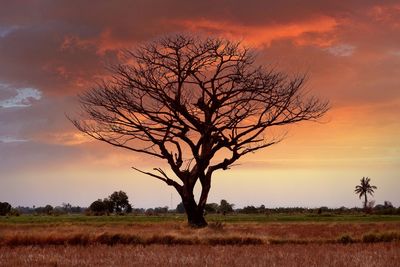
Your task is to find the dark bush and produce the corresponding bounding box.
[0,202,12,216]
[109,191,131,214]
[89,199,108,215]
[204,203,219,213]
[338,234,354,244]
[219,199,234,214]
[362,232,400,243]
[241,205,259,214]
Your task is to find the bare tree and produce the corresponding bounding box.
[71,35,329,227]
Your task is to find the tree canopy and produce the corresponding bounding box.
[88,191,132,215]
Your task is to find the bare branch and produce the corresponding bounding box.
[131,167,182,193]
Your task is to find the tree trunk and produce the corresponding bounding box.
[181,193,207,228]
[364,194,368,210]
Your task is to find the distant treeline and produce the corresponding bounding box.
[1,200,399,216]
[0,203,83,216]
[1,192,399,218]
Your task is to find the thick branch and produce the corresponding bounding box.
[132,167,182,194]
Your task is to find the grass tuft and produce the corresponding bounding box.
[337,234,355,244]
[207,222,225,231]
[96,233,144,245]
[207,236,264,245]
[362,232,400,243]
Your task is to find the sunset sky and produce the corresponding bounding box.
[0,1,399,209]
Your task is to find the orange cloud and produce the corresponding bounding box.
[33,132,92,146]
[368,4,400,27]
[173,16,338,47]
[60,28,136,56]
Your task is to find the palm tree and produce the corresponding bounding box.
[354,177,377,209]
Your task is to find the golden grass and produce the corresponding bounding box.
[1,243,399,267]
[1,222,399,266]
[0,222,399,246]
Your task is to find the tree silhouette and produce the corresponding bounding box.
[109,191,131,214]
[219,199,234,214]
[354,177,377,209]
[89,199,109,215]
[71,35,329,227]
[0,202,11,216]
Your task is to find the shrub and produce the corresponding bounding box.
[9,208,20,216]
[204,203,219,213]
[241,205,258,214]
[380,232,400,242]
[208,222,224,231]
[338,234,354,244]
[219,199,234,215]
[88,191,132,215]
[363,233,380,243]
[0,202,12,216]
[89,199,108,215]
[109,191,131,214]
[362,232,400,243]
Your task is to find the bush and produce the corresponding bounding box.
[89,199,108,215]
[154,206,169,214]
[338,234,354,244]
[219,199,234,215]
[88,191,132,215]
[0,202,12,216]
[34,205,54,215]
[363,233,379,243]
[362,232,400,243]
[204,203,219,213]
[9,208,20,216]
[109,191,131,214]
[241,206,258,214]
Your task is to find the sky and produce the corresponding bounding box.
[0,0,399,209]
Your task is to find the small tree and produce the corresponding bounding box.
[71,35,329,227]
[43,205,54,215]
[384,201,393,209]
[125,203,133,213]
[204,203,219,213]
[354,177,377,210]
[109,191,131,214]
[89,191,132,215]
[0,202,11,216]
[154,206,169,214]
[89,200,107,215]
[62,203,72,213]
[242,205,258,214]
[219,199,234,215]
[102,198,115,214]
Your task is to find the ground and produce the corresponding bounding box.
[0,214,399,266]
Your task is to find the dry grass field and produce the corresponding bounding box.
[1,243,399,267]
[0,216,399,266]
[1,221,399,245]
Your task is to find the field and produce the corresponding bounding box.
[0,214,399,266]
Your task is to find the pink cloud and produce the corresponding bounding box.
[172,16,338,47]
